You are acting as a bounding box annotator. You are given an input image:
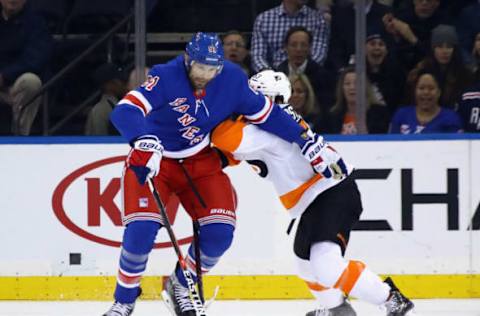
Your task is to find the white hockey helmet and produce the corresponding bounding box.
[248,70,292,104]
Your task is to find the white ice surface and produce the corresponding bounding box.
[0,299,479,316]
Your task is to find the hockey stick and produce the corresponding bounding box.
[147,179,207,316]
[192,219,205,303]
[179,160,207,302]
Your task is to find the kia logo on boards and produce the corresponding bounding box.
[52,156,192,248]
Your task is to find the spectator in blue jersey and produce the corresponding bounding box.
[0,0,52,135]
[221,30,251,76]
[457,69,480,133]
[103,32,339,316]
[276,26,336,110]
[405,25,474,109]
[326,66,390,134]
[250,0,329,73]
[390,70,463,134]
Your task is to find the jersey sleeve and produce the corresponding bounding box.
[389,108,403,133]
[234,72,309,148]
[110,66,166,143]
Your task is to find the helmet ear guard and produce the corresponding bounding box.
[248,70,292,104]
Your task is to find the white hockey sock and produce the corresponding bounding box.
[295,255,344,309]
[309,241,390,306]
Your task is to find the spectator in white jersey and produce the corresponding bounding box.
[251,0,329,73]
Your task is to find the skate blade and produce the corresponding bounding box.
[204,286,220,309]
[161,290,177,316]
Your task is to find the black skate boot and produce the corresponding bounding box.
[162,273,196,316]
[384,277,414,316]
[102,301,135,316]
[305,298,357,316]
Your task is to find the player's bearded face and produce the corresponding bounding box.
[189,62,221,89]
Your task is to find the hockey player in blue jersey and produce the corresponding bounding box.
[102,32,339,316]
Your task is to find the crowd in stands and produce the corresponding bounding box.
[1,0,480,136]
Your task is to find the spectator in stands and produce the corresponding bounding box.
[384,0,450,71]
[406,25,474,108]
[289,73,323,132]
[456,0,480,66]
[457,77,480,133]
[126,66,150,91]
[251,0,329,73]
[222,30,251,76]
[0,0,52,135]
[328,0,393,72]
[390,70,463,133]
[277,26,335,109]
[85,63,127,136]
[473,32,480,77]
[366,26,406,114]
[326,66,390,134]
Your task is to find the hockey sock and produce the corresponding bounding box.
[310,241,390,305]
[175,223,234,287]
[295,256,345,309]
[115,220,161,303]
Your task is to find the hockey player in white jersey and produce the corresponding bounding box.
[211,70,415,316]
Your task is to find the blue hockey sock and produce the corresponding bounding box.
[175,223,234,287]
[114,220,161,303]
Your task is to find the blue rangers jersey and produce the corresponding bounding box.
[457,84,480,132]
[390,105,463,134]
[111,55,307,158]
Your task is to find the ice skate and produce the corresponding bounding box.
[102,301,135,316]
[162,273,196,316]
[384,277,414,316]
[305,298,357,316]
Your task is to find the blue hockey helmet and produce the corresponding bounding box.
[185,32,224,67]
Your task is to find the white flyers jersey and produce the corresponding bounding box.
[211,118,354,219]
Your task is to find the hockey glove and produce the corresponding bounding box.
[127,135,164,185]
[301,134,348,179]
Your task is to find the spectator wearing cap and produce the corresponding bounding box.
[385,0,451,71]
[366,26,406,114]
[327,0,392,72]
[276,25,335,111]
[406,24,474,108]
[250,0,329,73]
[390,70,463,133]
[85,63,127,135]
[222,30,251,76]
[455,0,480,66]
[0,0,53,135]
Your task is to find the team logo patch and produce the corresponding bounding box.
[208,45,217,53]
[139,198,148,208]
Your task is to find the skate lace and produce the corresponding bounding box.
[386,291,407,312]
[174,282,195,311]
[106,302,134,316]
[311,308,330,316]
